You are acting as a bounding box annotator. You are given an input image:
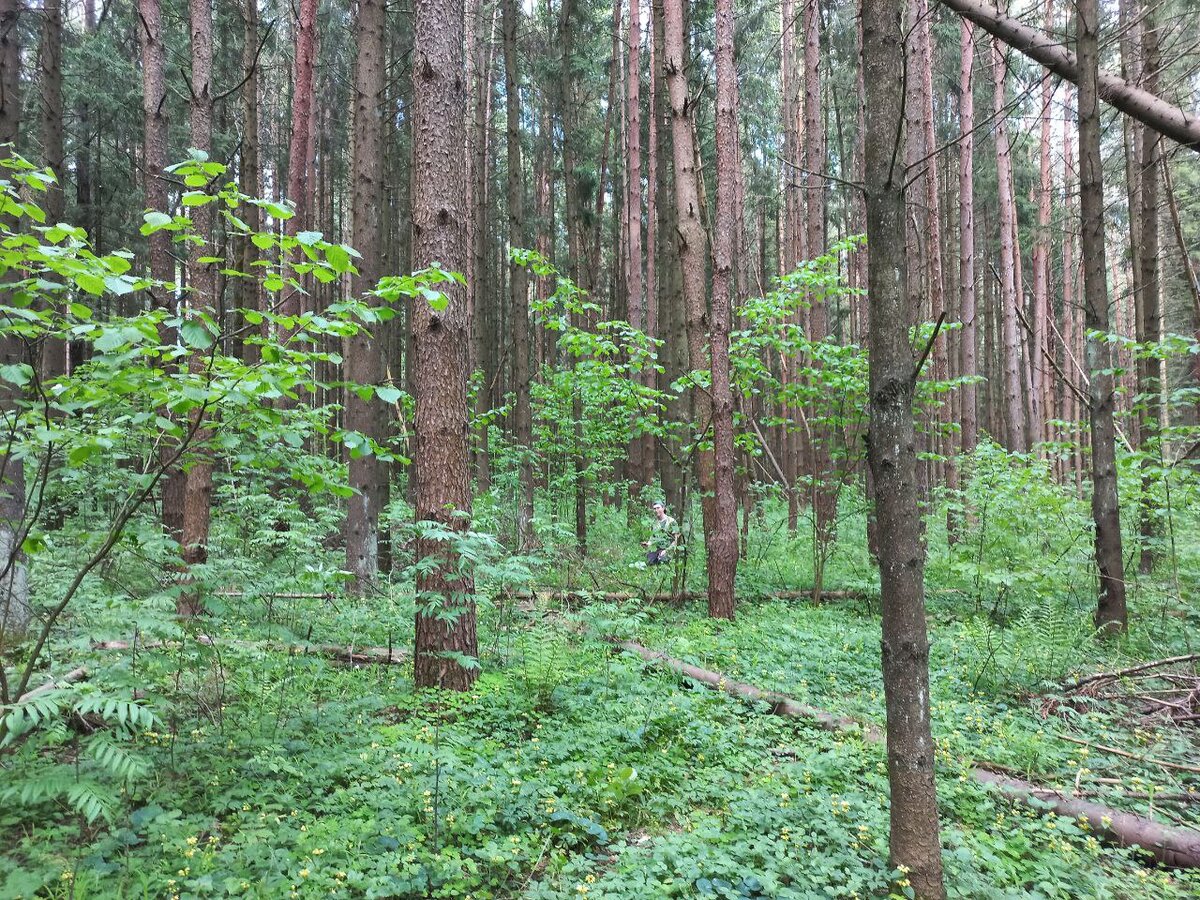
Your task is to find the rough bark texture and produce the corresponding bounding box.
[1030,0,1053,449]
[235,0,262,366]
[37,0,66,381]
[625,0,648,492]
[502,0,534,551]
[137,0,184,544]
[0,22,28,642]
[1135,7,1160,575]
[662,0,714,601]
[411,0,478,690]
[862,0,946,892]
[281,0,318,320]
[707,0,739,620]
[992,43,1026,453]
[345,0,387,591]
[1077,0,1127,634]
[937,0,1200,151]
[179,0,217,618]
[958,20,978,455]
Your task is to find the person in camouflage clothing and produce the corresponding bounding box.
[642,501,681,565]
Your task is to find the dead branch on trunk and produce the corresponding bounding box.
[614,638,1200,868]
[14,666,89,703]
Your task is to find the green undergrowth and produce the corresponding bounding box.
[4,592,1198,899]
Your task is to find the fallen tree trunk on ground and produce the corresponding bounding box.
[91,636,407,666]
[615,638,1200,868]
[1062,653,1200,693]
[523,588,871,604]
[938,0,1200,151]
[14,666,89,704]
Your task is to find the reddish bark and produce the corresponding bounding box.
[411,0,478,690]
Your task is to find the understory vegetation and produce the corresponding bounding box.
[3,458,1198,898]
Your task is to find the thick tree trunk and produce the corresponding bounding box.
[179,0,217,618]
[345,0,388,591]
[503,0,535,550]
[411,0,478,690]
[1135,8,1161,575]
[708,0,739,620]
[662,0,714,596]
[937,0,1200,151]
[993,42,1026,453]
[1078,0,1128,634]
[862,0,945,892]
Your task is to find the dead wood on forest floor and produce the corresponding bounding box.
[91,636,407,666]
[615,638,1200,868]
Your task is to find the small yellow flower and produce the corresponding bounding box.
[186,836,199,846]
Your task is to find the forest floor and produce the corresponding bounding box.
[3,501,1200,898]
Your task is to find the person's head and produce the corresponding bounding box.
[652,501,666,519]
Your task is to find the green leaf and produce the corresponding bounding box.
[73,272,106,296]
[375,386,402,404]
[181,191,213,207]
[180,319,215,350]
[142,211,173,229]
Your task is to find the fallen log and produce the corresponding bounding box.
[615,638,1200,868]
[1062,653,1200,693]
[91,636,407,666]
[527,588,871,604]
[14,666,90,704]
[938,0,1200,151]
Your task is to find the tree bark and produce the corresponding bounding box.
[503,0,535,550]
[345,0,388,591]
[1078,0,1128,634]
[1030,0,1053,450]
[993,41,1026,453]
[281,0,318,320]
[958,21,978,456]
[625,0,648,494]
[179,0,217,618]
[137,0,185,544]
[708,0,739,620]
[411,0,478,690]
[235,0,262,366]
[0,0,28,644]
[37,0,66,382]
[937,0,1200,151]
[1135,6,1161,575]
[662,0,714,601]
[862,0,946,892]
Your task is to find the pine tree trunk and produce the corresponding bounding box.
[503,0,535,550]
[662,0,713,583]
[281,0,318,320]
[411,0,478,690]
[1135,7,1160,576]
[345,0,387,591]
[1078,0,1128,634]
[0,0,29,645]
[992,41,1026,452]
[179,0,217,618]
[708,0,739,620]
[1030,0,1053,451]
[236,0,262,367]
[862,0,945,892]
[958,21,978,455]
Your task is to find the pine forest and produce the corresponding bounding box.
[1,0,1200,896]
